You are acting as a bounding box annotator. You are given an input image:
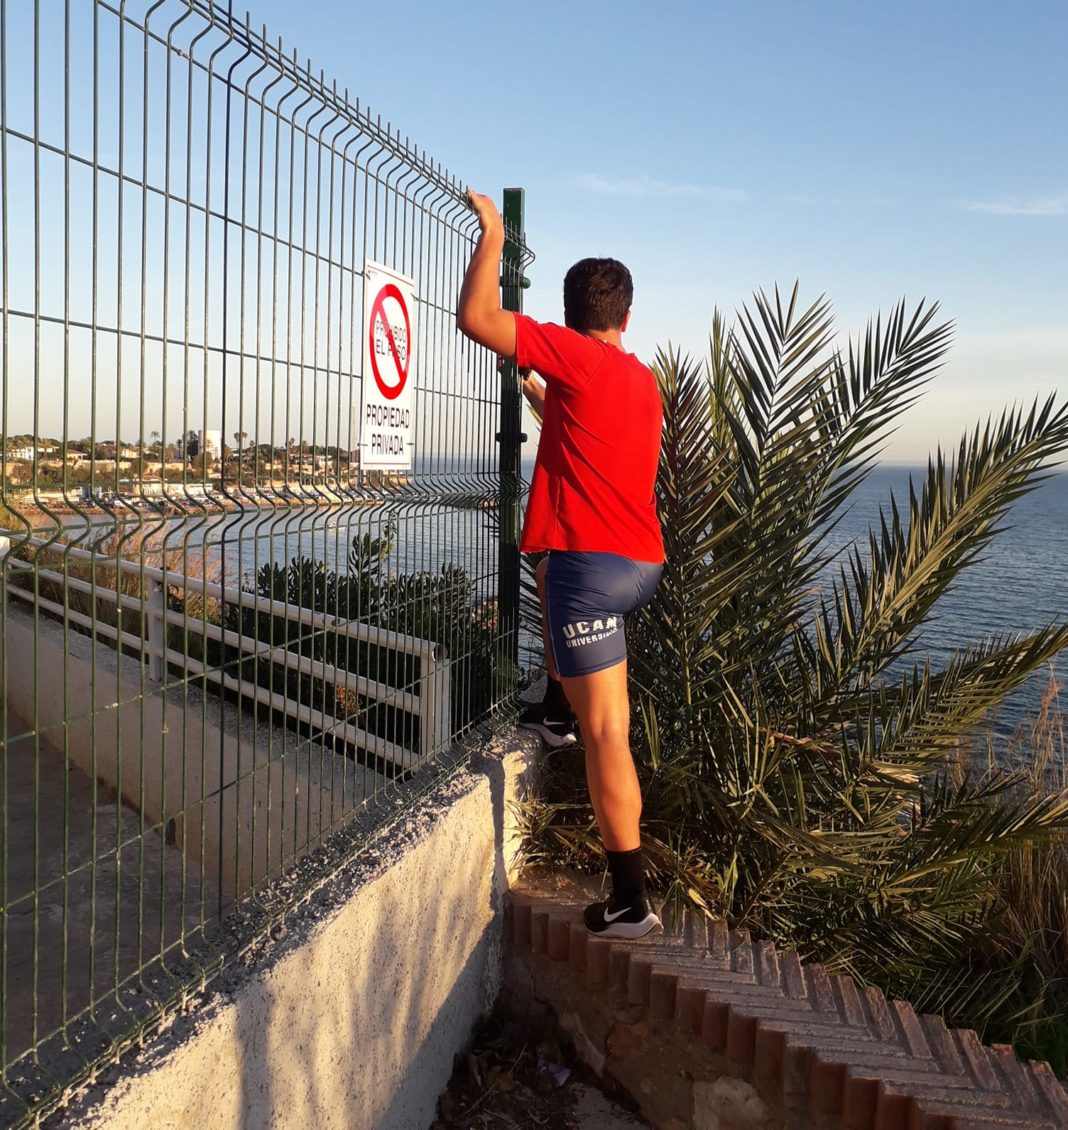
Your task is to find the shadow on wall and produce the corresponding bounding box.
[227,742,530,1130]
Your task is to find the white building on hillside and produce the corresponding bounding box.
[200,430,222,459]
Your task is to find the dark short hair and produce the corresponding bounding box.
[562,258,633,333]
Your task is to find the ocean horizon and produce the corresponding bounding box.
[79,459,1065,745]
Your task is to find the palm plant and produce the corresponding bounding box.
[519,284,1068,1039]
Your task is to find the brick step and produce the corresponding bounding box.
[850,1072,1034,1113]
[910,1094,1060,1128]
[506,887,1068,1130]
[770,1042,1019,1126]
[692,993,906,1053]
[946,1119,1067,1130]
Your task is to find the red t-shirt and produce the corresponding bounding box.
[515,313,664,563]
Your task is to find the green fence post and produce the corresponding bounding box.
[498,187,526,689]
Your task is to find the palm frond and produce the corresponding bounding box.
[520,284,1068,1064]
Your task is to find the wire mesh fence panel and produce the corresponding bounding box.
[0,1,532,1122]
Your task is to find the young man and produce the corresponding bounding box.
[457,190,664,940]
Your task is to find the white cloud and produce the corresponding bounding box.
[965,194,1068,217]
[576,173,746,203]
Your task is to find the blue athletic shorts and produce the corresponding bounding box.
[544,551,663,678]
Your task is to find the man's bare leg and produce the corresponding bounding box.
[563,659,657,936]
[560,660,640,850]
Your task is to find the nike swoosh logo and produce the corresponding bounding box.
[603,906,632,923]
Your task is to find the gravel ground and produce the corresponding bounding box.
[430,1010,651,1130]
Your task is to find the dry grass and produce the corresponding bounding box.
[955,672,1068,1071]
[13,524,223,639]
[966,676,1068,965]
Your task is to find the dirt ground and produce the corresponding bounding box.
[430,1009,651,1130]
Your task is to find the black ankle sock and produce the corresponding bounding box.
[606,847,646,907]
[543,677,570,717]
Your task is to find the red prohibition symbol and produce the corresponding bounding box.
[369,283,411,400]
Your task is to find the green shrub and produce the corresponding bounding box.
[224,523,499,754]
[518,285,1068,1050]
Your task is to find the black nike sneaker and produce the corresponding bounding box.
[517,701,578,749]
[583,894,662,939]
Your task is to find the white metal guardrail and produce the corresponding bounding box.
[4,536,451,767]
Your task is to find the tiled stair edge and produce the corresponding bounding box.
[506,889,1068,1130]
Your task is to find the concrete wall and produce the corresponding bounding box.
[60,735,536,1130]
[0,601,376,899]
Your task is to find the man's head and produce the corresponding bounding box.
[563,258,633,334]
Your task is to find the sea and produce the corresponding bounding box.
[61,461,1068,740]
[828,466,1068,737]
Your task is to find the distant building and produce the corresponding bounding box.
[201,430,222,459]
[80,482,215,505]
[7,443,57,461]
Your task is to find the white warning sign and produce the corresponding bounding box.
[360,261,416,469]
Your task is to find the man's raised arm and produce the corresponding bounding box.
[456,189,518,359]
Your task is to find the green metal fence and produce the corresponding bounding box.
[0,1,532,1122]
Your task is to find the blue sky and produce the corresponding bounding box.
[2,1,1064,464]
[248,0,1067,463]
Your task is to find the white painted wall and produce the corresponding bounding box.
[62,736,536,1130]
